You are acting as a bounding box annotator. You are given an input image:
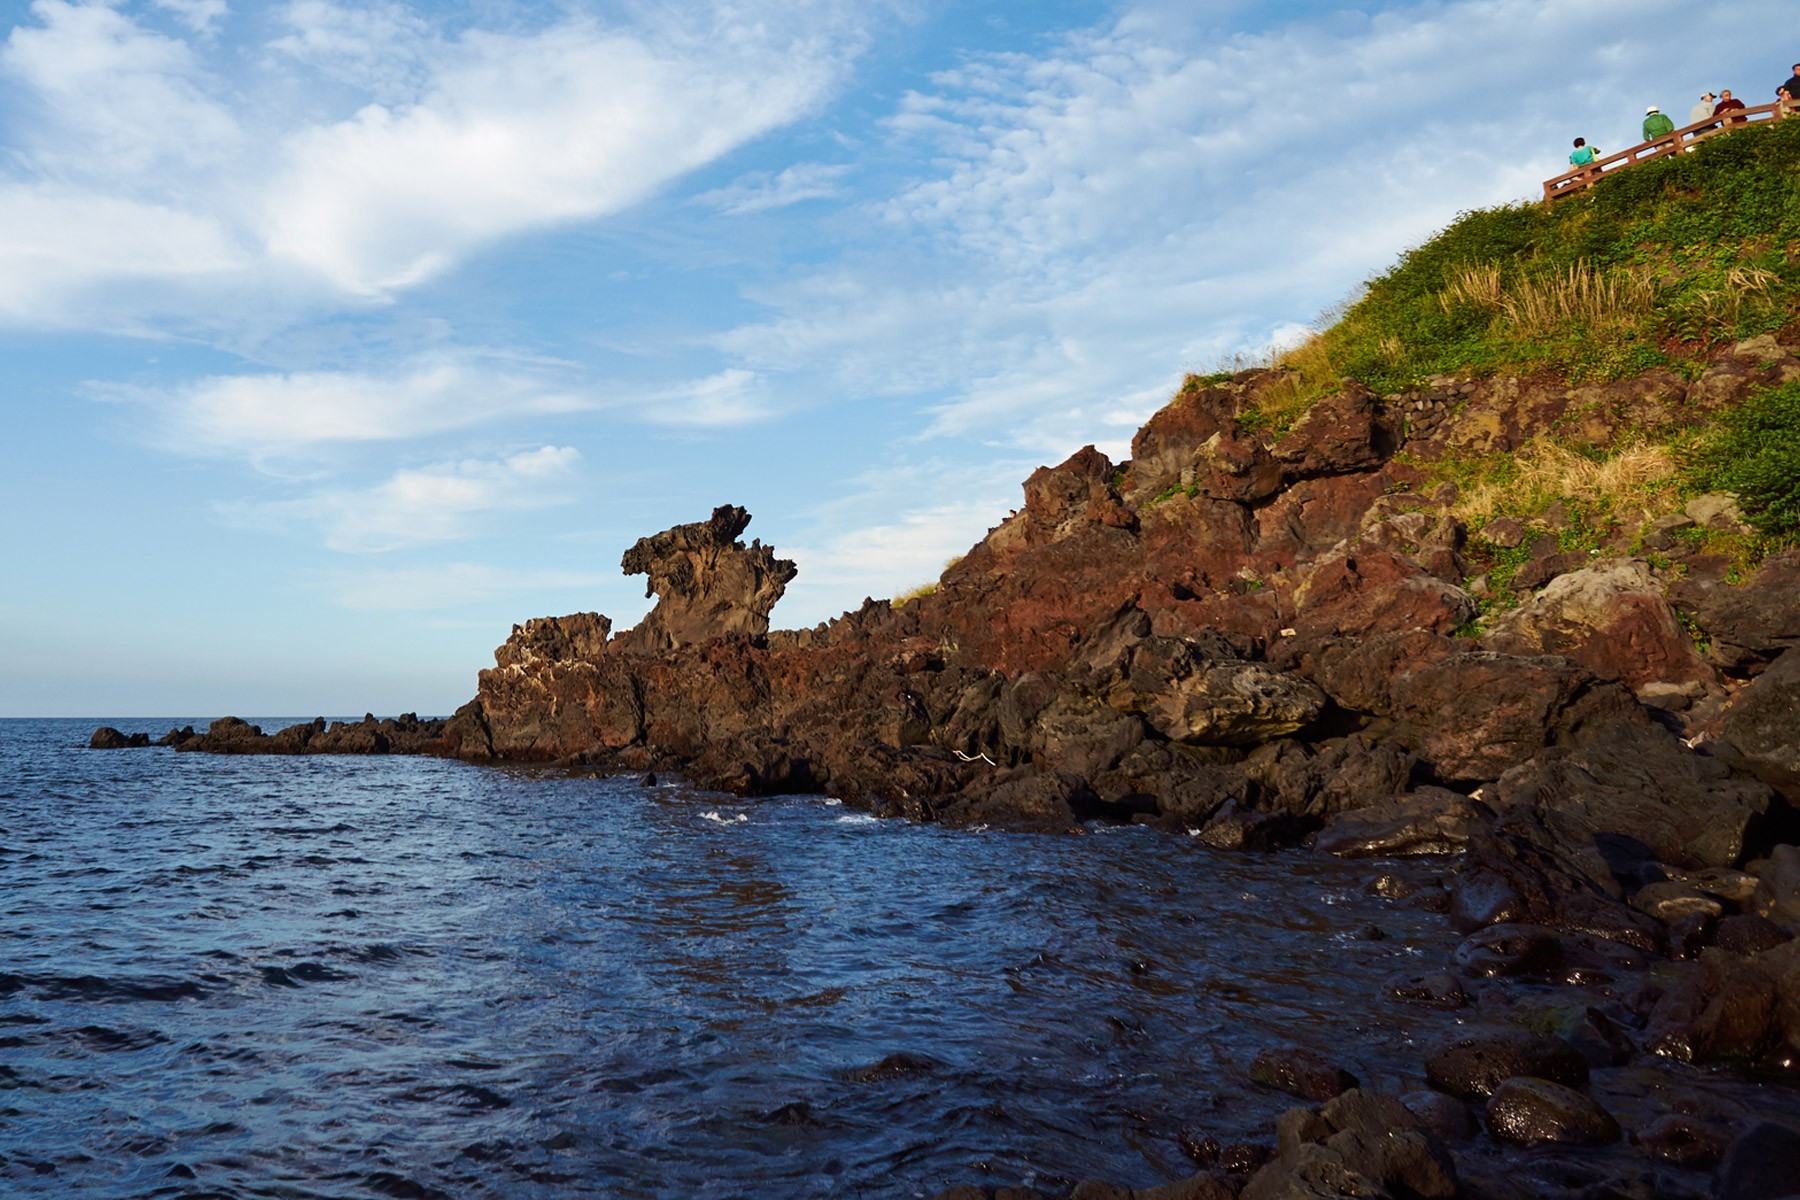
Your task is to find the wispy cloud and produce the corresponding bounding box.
[697,163,852,215]
[711,0,1785,458]
[636,369,782,428]
[106,358,592,464]
[226,445,583,552]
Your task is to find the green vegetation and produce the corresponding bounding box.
[1259,116,1800,411]
[1687,379,1800,538]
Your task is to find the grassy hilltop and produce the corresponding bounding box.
[1212,115,1800,569]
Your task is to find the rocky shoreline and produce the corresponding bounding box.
[92,348,1800,1199]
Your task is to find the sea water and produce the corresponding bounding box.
[0,717,1513,1198]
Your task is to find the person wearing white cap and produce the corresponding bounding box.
[1643,105,1675,143]
[1690,93,1717,126]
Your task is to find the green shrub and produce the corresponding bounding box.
[1688,380,1800,537]
[1277,116,1800,398]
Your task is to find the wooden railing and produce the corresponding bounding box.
[1542,101,1791,202]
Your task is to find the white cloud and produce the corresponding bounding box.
[636,369,781,428]
[697,163,852,215]
[0,184,247,324]
[0,0,874,320]
[2,0,242,178]
[324,561,614,611]
[154,0,229,36]
[229,445,583,553]
[119,359,592,463]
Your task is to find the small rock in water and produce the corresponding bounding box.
[1385,971,1466,1010]
[1631,1112,1734,1167]
[637,772,657,787]
[1451,923,1563,978]
[1249,1046,1359,1101]
[1424,1031,1589,1099]
[87,726,149,749]
[844,1051,939,1082]
[1485,1077,1620,1147]
[1357,923,1387,941]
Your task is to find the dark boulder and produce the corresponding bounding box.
[1717,913,1794,956]
[1632,1113,1735,1168]
[1247,735,1417,821]
[1673,549,1800,673]
[1645,943,1796,1065]
[1716,1122,1800,1200]
[1249,1046,1359,1101]
[87,727,148,749]
[1493,718,1771,873]
[1423,1031,1589,1099]
[1196,801,1311,852]
[1314,787,1483,858]
[1451,923,1564,978]
[1399,1090,1477,1142]
[1241,1088,1457,1200]
[1719,650,1800,800]
[1485,1076,1620,1147]
[1750,845,1800,931]
[950,767,1100,832]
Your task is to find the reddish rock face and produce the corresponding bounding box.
[1484,559,1711,690]
[438,354,1785,880]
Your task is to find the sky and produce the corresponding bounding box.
[0,0,1791,716]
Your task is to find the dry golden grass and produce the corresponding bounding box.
[1438,261,1659,337]
[1239,331,1341,432]
[1438,263,1503,312]
[1451,440,1682,526]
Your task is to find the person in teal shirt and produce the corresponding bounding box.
[1643,106,1675,142]
[1570,137,1598,167]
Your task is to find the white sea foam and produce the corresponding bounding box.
[701,810,748,825]
[832,814,879,826]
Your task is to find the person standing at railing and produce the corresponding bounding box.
[1569,137,1599,180]
[1690,93,1717,127]
[1780,64,1800,111]
[1715,90,1747,123]
[1643,106,1675,143]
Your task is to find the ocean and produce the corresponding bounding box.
[0,717,1548,1198]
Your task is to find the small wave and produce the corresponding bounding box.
[832,814,879,826]
[821,797,843,807]
[260,963,354,988]
[700,811,748,825]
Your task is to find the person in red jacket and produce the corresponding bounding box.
[1715,90,1748,123]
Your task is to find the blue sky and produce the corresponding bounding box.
[0,0,1790,716]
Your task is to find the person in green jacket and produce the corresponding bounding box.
[1643,106,1675,142]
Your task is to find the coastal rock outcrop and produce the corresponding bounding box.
[614,505,796,652]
